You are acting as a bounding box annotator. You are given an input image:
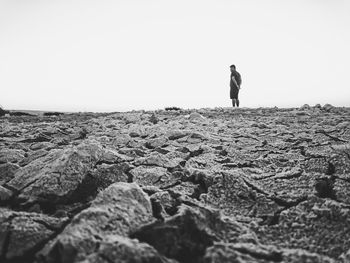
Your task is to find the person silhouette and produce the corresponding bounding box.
[229,64,242,107]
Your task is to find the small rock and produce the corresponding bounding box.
[101,148,134,163]
[134,153,178,168]
[142,185,162,195]
[130,166,172,187]
[188,112,206,121]
[149,113,159,124]
[29,142,56,151]
[112,134,132,147]
[129,131,141,137]
[300,104,311,110]
[167,130,191,140]
[91,162,131,190]
[150,191,179,216]
[314,177,336,199]
[145,136,169,149]
[323,103,334,112]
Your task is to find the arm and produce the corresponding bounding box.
[237,72,242,89]
[231,76,238,87]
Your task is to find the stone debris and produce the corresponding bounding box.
[0,106,349,262]
[36,182,154,263]
[0,208,67,262]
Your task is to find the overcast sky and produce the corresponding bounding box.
[1,0,349,112]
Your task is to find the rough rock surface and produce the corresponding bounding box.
[0,106,349,262]
[36,182,155,263]
[0,208,67,262]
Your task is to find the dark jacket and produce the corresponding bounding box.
[230,70,242,89]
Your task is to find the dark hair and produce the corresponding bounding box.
[230,64,236,69]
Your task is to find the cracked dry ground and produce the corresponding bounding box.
[0,106,350,263]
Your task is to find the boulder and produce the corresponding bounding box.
[7,140,104,206]
[131,204,254,263]
[0,149,25,164]
[37,182,154,263]
[0,208,66,261]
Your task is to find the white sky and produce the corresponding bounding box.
[1,0,349,112]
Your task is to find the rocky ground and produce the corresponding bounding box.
[0,104,350,263]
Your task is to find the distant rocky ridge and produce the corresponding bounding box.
[0,105,349,262]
